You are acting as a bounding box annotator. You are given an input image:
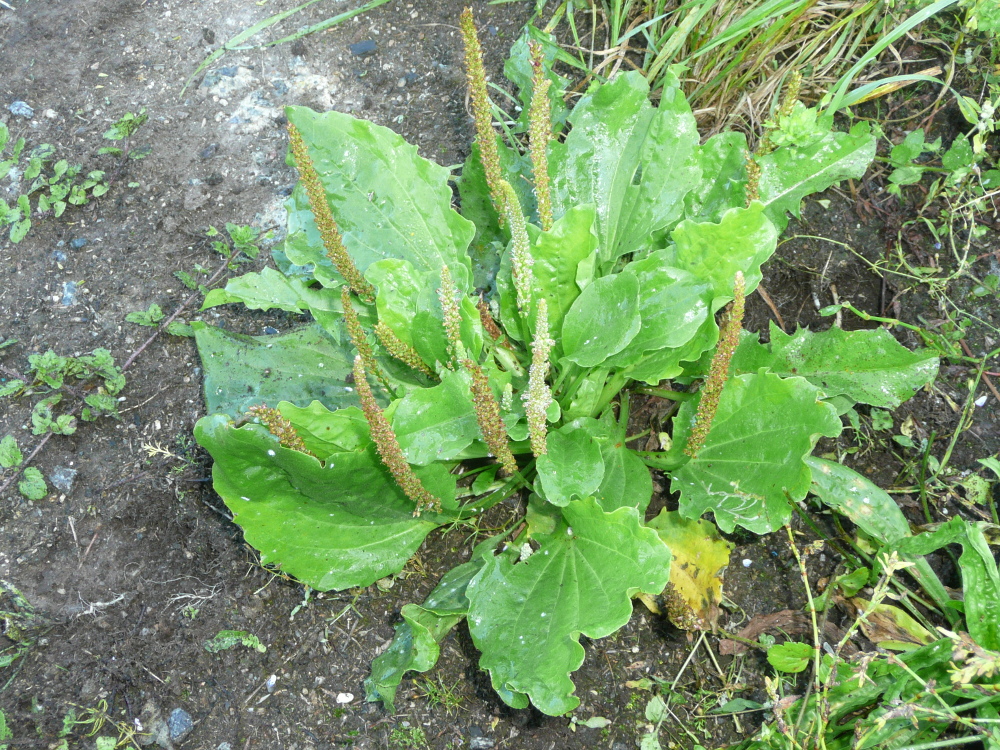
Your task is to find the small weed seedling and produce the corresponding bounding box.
[0,110,148,243]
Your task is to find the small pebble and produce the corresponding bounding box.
[742,558,752,567]
[266,674,278,693]
[60,281,78,307]
[200,143,219,159]
[469,738,495,750]
[70,237,88,250]
[50,466,77,493]
[8,100,33,118]
[336,692,354,704]
[263,326,279,335]
[350,39,377,56]
[167,708,194,742]
[51,250,67,263]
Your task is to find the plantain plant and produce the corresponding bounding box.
[191,12,938,715]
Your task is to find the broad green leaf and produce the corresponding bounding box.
[767,642,815,673]
[550,71,700,266]
[193,322,357,418]
[673,373,842,534]
[605,254,711,368]
[806,456,955,624]
[596,442,652,513]
[276,402,371,460]
[526,205,598,340]
[281,184,342,287]
[0,435,22,469]
[365,558,484,712]
[364,258,425,347]
[467,498,671,715]
[536,425,604,507]
[684,131,748,223]
[645,694,669,723]
[19,467,47,500]
[625,313,719,386]
[202,267,341,315]
[647,510,732,630]
[733,324,939,409]
[757,123,876,232]
[562,272,641,368]
[392,370,480,465]
[195,414,451,590]
[285,106,475,286]
[666,202,778,305]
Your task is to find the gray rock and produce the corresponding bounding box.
[469,738,495,750]
[60,281,78,307]
[167,708,194,742]
[216,744,233,750]
[70,237,88,250]
[350,40,377,56]
[49,466,77,492]
[8,101,33,118]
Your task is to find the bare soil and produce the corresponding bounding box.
[1,2,998,750]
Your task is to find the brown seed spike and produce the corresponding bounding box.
[353,356,441,516]
[685,272,746,459]
[247,404,314,456]
[462,357,518,477]
[460,7,506,222]
[342,287,393,394]
[287,122,375,303]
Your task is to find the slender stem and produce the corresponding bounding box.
[634,386,693,402]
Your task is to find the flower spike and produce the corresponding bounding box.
[353,356,441,516]
[528,41,553,231]
[685,272,746,458]
[287,123,375,303]
[462,358,518,476]
[502,181,533,317]
[247,404,313,456]
[375,322,436,379]
[460,7,506,221]
[524,298,554,457]
[342,287,393,394]
[438,265,466,366]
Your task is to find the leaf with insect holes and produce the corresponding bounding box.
[757,121,875,232]
[467,498,671,715]
[195,414,455,591]
[732,323,939,409]
[672,373,842,534]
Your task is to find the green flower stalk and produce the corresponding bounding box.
[685,272,746,458]
[353,356,441,516]
[287,123,375,303]
[528,41,553,232]
[246,404,313,456]
[462,358,518,476]
[524,298,554,457]
[375,321,435,379]
[460,7,505,221]
[744,153,761,205]
[342,287,392,393]
[502,181,533,317]
[438,265,466,365]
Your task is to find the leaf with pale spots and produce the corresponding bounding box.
[732,323,939,410]
[194,414,453,591]
[466,498,671,715]
[672,373,842,534]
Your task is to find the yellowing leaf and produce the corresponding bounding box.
[647,510,732,630]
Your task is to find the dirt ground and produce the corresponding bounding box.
[1,1,998,749]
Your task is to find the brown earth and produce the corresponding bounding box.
[1,1,998,749]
